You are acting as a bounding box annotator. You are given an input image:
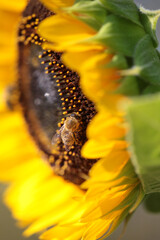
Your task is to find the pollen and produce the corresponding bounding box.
[19,14,44,46]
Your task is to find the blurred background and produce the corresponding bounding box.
[1,0,160,239]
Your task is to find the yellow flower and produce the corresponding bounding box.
[0,1,144,240]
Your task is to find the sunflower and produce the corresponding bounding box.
[1,0,160,239]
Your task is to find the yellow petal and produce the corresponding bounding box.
[82,218,113,240]
[82,139,128,159]
[0,7,25,87]
[40,223,85,240]
[89,150,130,181]
[81,186,133,222]
[39,14,96,51]
[62,44,105,71]
[24,200,81,236]
[0,109,39,181]
[0,0,26,11]
[5,165,83,226]
[87,113,126,141]
[79,53,120,105]
[82,177,127,200]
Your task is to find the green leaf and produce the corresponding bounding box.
[91,15,145,56]
[126,94,160,193]
[144,192,160,213]
[99,0,142,26]
[115,76,140,96]
[134,35,160,86]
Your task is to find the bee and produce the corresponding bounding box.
[52,113,82,151]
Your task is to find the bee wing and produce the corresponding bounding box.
[51,131,61,148]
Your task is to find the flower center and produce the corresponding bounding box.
[17,0,97,185]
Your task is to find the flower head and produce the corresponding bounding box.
[1,0,160,240]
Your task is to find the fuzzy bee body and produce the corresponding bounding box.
[52,113,81,151]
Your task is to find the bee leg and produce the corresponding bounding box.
[64,144,72,152]
[73,131,82,146]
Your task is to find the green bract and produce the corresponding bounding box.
[115,76,140,96]
[140,6,160,47]
[92,14,145,56]
[65,0,108,30]
[121,35,160,86]
[134,35,160,85]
